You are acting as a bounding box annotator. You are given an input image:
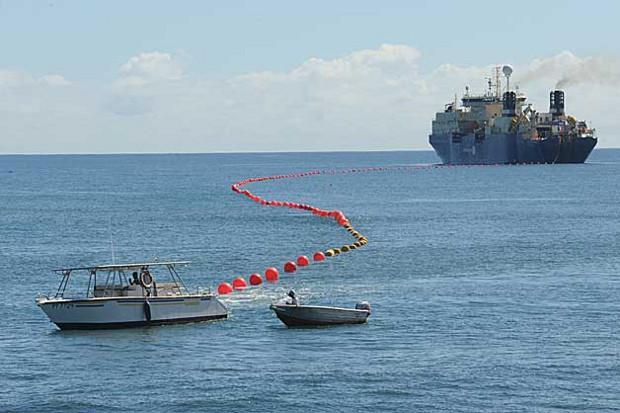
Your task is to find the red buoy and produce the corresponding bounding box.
[218,282,233,295]
[313,251,325,261]
[232,277,247,290]
[284,261,297,273]
[249,273,263,286]
[265,267,279,282]
[297,255,310,267]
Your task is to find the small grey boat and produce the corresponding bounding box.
[270,291,371,327]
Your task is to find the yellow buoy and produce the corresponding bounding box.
[325,249,335,257]
[341,245,350,252]
[333,248,341,254]
[349,244,357,250]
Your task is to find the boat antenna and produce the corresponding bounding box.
[109,217,116,264]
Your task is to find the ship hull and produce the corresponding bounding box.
[429,133,596,165]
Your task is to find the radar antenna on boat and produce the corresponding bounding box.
[502,65,513,92]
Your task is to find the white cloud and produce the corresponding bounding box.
[0,70,71,89]
[118,52,182,84]
[290,43,421,80]
[38,74,71,86]
[0,69,33,88]
[518,51,620,89]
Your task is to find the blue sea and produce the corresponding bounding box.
[1,150,619,412]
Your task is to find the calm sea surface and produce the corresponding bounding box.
[1,150,619,412]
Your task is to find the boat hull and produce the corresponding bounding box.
[37,295,228,330]
[270,304,370,327]
[429,132,596,165]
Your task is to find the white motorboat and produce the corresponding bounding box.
[270,291,371,327]
[36,261,228,330]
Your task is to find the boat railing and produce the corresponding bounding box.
[195,286,212,295]
[41,290,90,300]
[41,286,213,301]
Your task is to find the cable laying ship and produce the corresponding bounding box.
[429,65,597,165]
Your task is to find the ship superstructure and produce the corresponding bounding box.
[429,66,597,164]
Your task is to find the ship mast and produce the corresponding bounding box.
[486,66,503,98]
[493,66,502,98]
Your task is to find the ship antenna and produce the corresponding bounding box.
[494,66,502,97]
[502,65,513,93]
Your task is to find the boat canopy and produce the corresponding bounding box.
[53,261,190,274]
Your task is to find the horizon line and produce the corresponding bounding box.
[1,146,618,156]
[0,148,434,156]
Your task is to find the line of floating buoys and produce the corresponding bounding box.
[217,167,374,295]
[218,161,549,295]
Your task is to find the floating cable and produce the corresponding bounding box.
[219,162,548,293]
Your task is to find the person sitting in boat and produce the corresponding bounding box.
[130,271,139,285]
[286,290,300,306]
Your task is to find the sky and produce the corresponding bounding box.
[1,0,619,154]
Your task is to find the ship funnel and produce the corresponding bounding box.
[502,91,516,117]
[550,90,565,118]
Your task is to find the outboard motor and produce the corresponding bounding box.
[502,91,516,117]
[355,301,371,312]
[550,90,565,118]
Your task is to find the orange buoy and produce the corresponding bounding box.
[297,255,310,267]
[232,276,247,290]
[249,273,263,285]
[218,282,233,295]
[284,261,297,272]
[265,267,279,282]
[313,251,325,261]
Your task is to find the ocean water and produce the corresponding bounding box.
[1,150,619,412]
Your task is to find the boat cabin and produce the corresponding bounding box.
[51,261,193,299]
